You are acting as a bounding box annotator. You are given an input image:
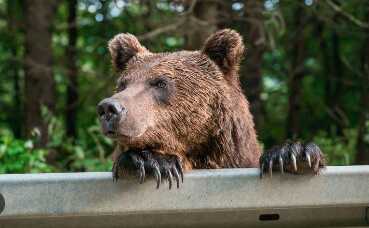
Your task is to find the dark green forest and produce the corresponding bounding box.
[0,0,368,173]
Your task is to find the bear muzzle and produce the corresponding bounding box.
[97,98,126,137]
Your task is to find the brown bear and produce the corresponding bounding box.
[97,29,325,189]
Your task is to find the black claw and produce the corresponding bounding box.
[139,164,145,184]
[314,157,321,173]
[172,167,180,188]
[268,159,273,178]
[279,155,284,174]
[261,141,325,175]
[154,171,161,189]
[175,157,184,183]
[305,143,318,167]
[111,150,184,189]
[112,160,119,182]
[291,153,297,172]
[166,169,173,190]
[306,153,312,168]
[305,142,325,173]
[153,164,161,189]
[130,153,145,184]
[112,152,126,182]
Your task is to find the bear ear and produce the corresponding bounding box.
[108,33,149,71]
[202,29,245,78]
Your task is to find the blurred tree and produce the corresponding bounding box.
[315,19,332,133]
[1,0,369,173]
[6,0,22,138]
[184,0,218,50]
[24,0,59,146]
[355,3,369,164]
[65,0,78,139]
[327,7,345,135]
[286,3,306,139]
[240,0,265,132]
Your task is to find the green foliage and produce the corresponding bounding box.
[41,107,114,172]
[313,129,357,165]
[0,114,114,174]
[0,104,115,173]
[0,0,368,173]
[0,129,53,173]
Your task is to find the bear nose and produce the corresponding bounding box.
[97,98,124,118]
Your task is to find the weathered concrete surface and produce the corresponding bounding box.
[0,166,368,227]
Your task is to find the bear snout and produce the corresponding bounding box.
[97,98,126,136]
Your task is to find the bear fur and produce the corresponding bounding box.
[98,29,324,188]
[107,29,261,171]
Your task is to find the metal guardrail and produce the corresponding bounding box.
[0,166,368,228]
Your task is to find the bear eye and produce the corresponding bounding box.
[156,81,167,89]
[151,79,167,89]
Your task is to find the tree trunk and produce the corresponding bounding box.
[240,0,265,132]
[66,0,78,139]
[329,30,345,135]
[286,5,306,139]
[7,0,22,138]
[316,17,346,136]
[24,0,59,146]
[355,6,369,164]
[355,72,369,164]
[324,1,346,135]
[185,0,218,50]
[286,6,306,139]
[316,21,330,131]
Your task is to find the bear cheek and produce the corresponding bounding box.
[117,98,156,138]
[118,120,144,138]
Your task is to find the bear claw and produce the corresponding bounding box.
[260,141,325,178]
[112,150,183,189]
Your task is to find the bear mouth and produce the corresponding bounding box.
[101,126,119,138]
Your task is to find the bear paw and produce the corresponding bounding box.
[112,150,183,189]
[259,141,326,178]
